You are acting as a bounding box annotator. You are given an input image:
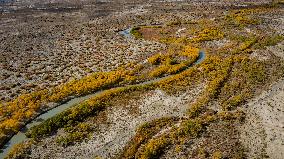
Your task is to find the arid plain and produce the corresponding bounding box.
[0,0,284,158]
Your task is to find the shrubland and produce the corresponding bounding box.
[0,43,200,147]
[3,3,284,158]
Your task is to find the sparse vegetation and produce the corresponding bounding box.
[0,46,200,146]
[2,1,284,158]
[56,123,94,147]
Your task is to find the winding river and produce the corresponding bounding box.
[0,29,206,159]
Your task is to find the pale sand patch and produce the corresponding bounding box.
[250,49,272,61]
[267,42,284,59]
[240,78,284,159]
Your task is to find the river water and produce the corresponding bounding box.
[119,28,132,38]
[0,0,13,4]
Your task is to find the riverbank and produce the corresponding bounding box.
[0,50,205,158]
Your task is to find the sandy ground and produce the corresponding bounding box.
[267,42,284,59]
[241,77,284,159]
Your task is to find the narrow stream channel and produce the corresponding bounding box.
[0,28,206,158]
[119,28,132,38]
[0,0,13,4]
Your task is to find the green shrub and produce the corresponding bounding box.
[179,119,203,137]
[254,34,284,49]
[130,27,142,39]
[166,20,181,26]
[56,129,91,147]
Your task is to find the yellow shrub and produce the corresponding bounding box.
[167,62,188,74]
[193,28,224,42]
[148,53,162,65]
[149,65,169,77]
[138,136,170,159]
